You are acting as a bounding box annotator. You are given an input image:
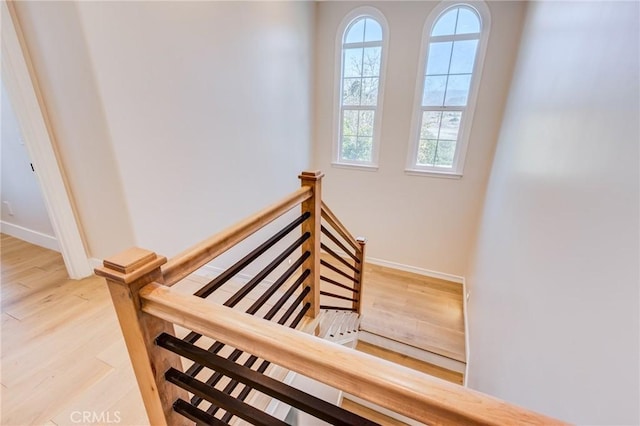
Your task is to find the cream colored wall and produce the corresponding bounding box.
[73,1,315,258]
[466,1,639,423]
[313,1,526,277]
[13,1,314,260]
[12,2,135,259]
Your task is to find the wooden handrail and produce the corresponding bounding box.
[162,186,312,285]
[140,282,566,426]
[321,201,360,253]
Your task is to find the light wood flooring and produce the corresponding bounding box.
[358,263,466,363]
[1,235,466,425]
[1,234,149,425]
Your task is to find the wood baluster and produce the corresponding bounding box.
[354,237,367,315]
[95,248,189,426]
[299,170,324,318]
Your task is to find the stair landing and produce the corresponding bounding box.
[359,263,466,363]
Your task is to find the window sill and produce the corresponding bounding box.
[332,162,379,172]
[404,168,463,179]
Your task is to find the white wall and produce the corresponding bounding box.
[13,1,315,261]
[313,1,526,277]
[13,2,136,259]
[74,1,315,259]
[466,1,639,424]
[1,81,57,250]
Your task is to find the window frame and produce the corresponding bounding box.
[333,7,389,170]
[406,1,491,178]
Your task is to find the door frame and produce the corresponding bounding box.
[1,2,92,278]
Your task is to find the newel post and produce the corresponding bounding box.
[95,248,189,426]
[299,170,324,318]
[354,237,367,315]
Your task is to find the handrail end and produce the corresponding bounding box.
[299,170,325,181]
[95,247,167,285]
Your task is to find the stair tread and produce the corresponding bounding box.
[355,341,463,385]
[341,398,409,426]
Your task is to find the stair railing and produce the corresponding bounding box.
[95,170,564,425]
[319,200,366,314]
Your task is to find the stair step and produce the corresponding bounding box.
[341,340,461,426]
[313,309,359,345]
[358,330,466,376]
[341,398,408,426]
[355,340,463,385]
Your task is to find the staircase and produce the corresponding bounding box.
[95,170,564,425]
[316,309,360,345]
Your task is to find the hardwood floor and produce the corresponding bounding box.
[1,234,466,425]
[359,263,466,363]
[1,234,148,426]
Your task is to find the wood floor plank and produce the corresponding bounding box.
[0,235,149,426]
[2,357,113,425]
[1,302,120,388]
[358,263,466,362]
[51,362,146,426]
[106,387,149,426]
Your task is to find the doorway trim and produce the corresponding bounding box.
[1,2,92,278]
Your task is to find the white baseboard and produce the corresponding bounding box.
[328,247,464,284]
[1,220,59,252]
[365,255,464,284]
[89,257,103,271]
[196,263,277,286]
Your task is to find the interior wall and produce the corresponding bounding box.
[12,1,315,262]
[466,1,639,424]
[313,1,526,277]
[74,1,315,259]
[12,1,135,260]
[1,81,56,246]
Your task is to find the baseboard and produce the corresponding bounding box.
[327,247,464,284]
[89,258,102,271]
[365,256,464,284]
[1,221,59,252]
[197,263,277,286]
[89,254,461,287]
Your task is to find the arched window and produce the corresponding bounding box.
[407,3,490,176]
[334,8,388,168]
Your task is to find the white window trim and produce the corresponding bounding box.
[332,6,389,170]
[406,1,491,177]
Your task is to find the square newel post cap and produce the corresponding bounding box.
[298,170,325,182]
[95,247,167,284]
